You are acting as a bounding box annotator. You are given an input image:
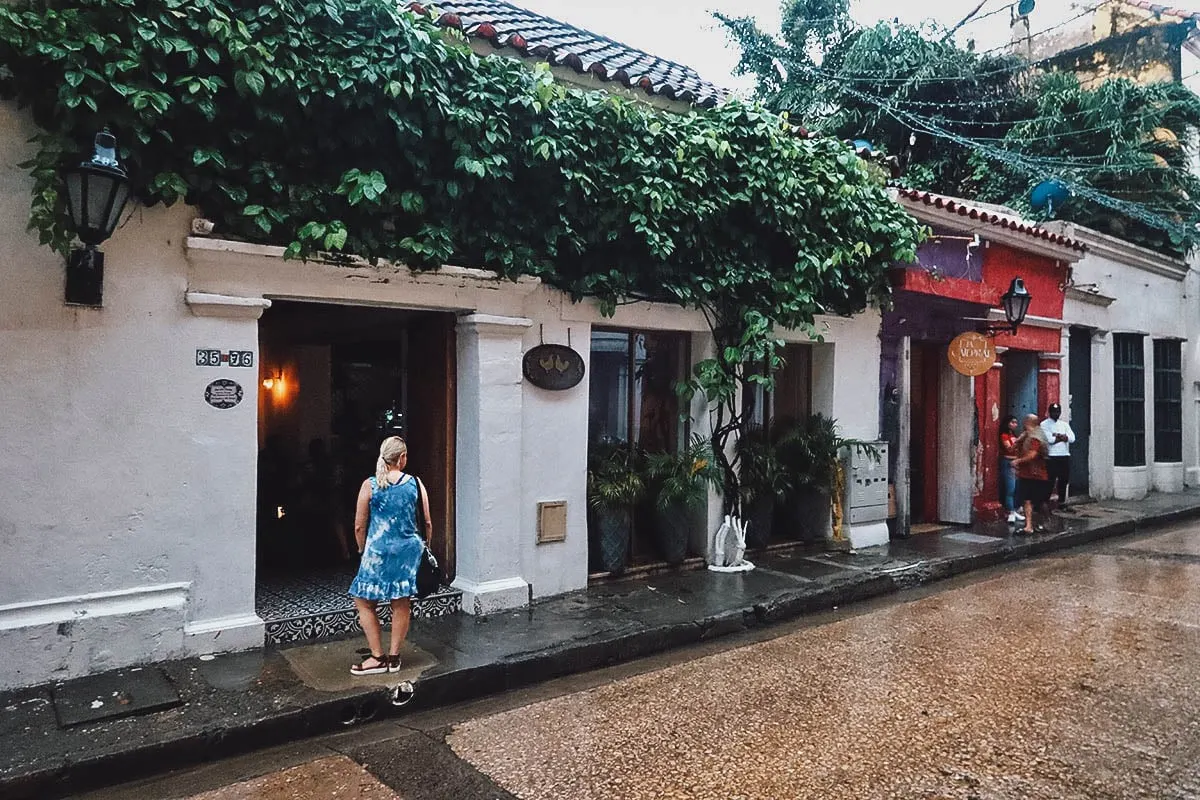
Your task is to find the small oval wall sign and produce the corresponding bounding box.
[205,379,244,409]
[947,332,996,377]
[523,344,585,391]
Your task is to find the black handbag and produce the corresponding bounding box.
[413,478,442,598]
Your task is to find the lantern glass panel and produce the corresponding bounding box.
[65,170,86,233]
[83,173,119,243]
[103,181,130,240]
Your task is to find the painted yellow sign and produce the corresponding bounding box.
[947,332,996,377]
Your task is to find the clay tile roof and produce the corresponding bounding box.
[896,188,1088,253]
[1124,0,1200,22]
[410,0,729,108]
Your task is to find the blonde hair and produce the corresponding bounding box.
[1023,414,1049,446]
[375,436,407,487]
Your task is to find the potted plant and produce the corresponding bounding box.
[644,435,721,564]
[735,425,794,549]
[586,438,645,575]
[776,414,863,543]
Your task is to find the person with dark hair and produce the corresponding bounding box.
[1040,403,1076,510]
[999,415,1023,525]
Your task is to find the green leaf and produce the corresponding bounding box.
[324,227,347,250]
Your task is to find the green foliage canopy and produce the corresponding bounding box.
[720,0,1200,256]
[0,0,922,332]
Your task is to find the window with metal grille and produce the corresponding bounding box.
[1154,339,1183,463]
[1113,334,1145,467]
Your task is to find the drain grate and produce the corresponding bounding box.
[51,666,181,727]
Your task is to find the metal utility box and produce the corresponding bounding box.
[842,443,890,543]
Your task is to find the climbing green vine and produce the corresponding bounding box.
[0,0,924,511]
[0,0,920,314]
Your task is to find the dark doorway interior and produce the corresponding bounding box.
[256,301,456,583]
[910,343,942,524]
[1068,327,1092,496]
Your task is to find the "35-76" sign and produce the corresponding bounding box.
[196,349,254,368]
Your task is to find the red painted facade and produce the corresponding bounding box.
[972,243,1070,522]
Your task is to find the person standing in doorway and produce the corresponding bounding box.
[348,436,433,676]
[1014,414,1051,535]
[1040,403,1076,510]
[999,415,1023,525]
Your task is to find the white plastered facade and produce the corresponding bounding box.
[0,99,883,689]
[1049,222,1198,500]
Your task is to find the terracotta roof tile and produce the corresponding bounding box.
[897,188,1088,253]
[1125,0,1200,22]
[411,0,729,107]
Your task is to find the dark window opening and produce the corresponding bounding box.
[1113,333,1145,467]
[1154,339,1183,464]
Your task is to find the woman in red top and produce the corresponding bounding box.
[999,415,1022,524]
[1013,414,1051,534]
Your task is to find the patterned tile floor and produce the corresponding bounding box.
[256,565,461,644]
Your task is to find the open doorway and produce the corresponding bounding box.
[1068,328,1092,497]
[908,342,973,528]
[910,343,941,525]
[255,300,459,642]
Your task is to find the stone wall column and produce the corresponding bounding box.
[452,313,533,615]
[1038,353,1063,413]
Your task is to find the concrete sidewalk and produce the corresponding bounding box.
[4,490,1200,799]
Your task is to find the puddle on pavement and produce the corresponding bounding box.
[281,639,437,692]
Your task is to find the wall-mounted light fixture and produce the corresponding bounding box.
[60,130,132,307]
[984,277,1032,336]
[262,370,284,390]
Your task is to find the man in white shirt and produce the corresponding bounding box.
[1041,403,1077,510]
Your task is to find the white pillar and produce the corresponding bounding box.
[453,313,533,615]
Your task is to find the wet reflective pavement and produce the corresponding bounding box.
[183,756,400,800]
[446,522,1200,800]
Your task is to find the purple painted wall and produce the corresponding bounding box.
[914,227,983,282]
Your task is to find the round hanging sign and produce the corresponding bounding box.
[204,378,244,409]
[947,332,996,377]
[522,344,585,391]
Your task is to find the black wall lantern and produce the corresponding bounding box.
[60,129,131,307]
[984,277,1032,336]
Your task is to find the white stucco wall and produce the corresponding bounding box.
[0,96,892,688]
[1055,223,1196,500]
[781,309,883,442]
[0,106,261,690]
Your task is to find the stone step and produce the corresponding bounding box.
[262,588,462,644]
[256,566,461,645]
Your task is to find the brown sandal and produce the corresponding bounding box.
[387,654,402,672]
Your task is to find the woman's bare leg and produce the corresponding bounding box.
[1023,500,1035,532]
[353,597,384,657]
[389,598,412,657]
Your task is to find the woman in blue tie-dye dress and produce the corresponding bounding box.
[349,436,432,676]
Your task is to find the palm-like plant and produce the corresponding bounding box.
[776,414,877,491]
[736,424,795,507]
[644,435,721,512]
[586,438,645,512]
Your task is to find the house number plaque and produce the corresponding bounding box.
[522,344,585,391]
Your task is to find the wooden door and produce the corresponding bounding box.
[909,344,941,524]
[405,313,457,582]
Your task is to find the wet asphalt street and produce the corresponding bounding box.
[83,519,1200,800]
